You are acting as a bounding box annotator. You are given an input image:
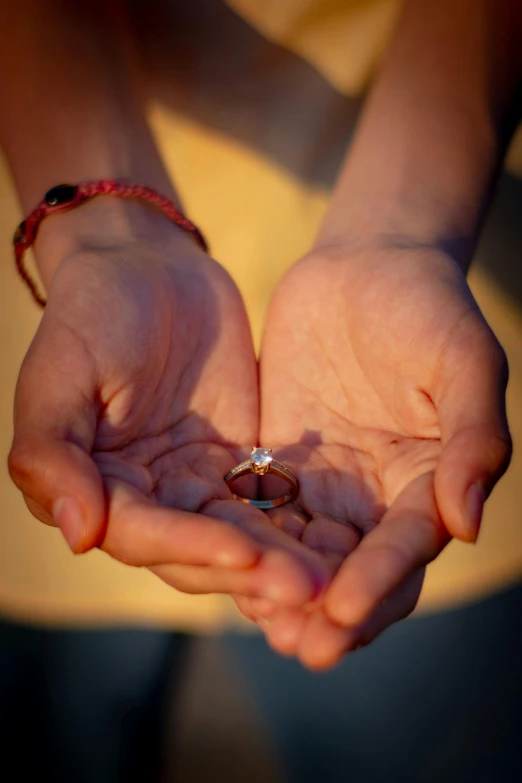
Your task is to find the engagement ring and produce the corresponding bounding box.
[224,447,299,510]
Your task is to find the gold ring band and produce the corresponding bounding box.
[224,447,299,510]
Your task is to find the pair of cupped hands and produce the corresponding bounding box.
[8,206,511,669]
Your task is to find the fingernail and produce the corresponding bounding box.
[262,585,284,602]
[215,545,258,568]
[465,484,485,542]
[215,550,239,567]
[53,496,86,553]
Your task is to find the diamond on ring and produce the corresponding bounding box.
[250,447,273,474]
[224,447,299,510]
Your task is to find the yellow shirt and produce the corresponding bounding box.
[1,0,522,630]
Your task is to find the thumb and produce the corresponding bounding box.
[434,328,511,543]
[8,318,105,553]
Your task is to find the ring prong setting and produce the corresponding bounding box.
[224,449,298,509]
[250,446,273,476]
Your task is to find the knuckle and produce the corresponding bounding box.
[487,432,513,483]
[102,532,138,567]
[24,495,55,527]
[8,442,39,490]
[369,536,423,580]
[414,513,446,563]
[378,541,412,575]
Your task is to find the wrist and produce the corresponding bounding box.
[313,197,482,274]
[314,109,498,274]
[33,195,205,292]
[314,0,514,274]
[300,232,468,298]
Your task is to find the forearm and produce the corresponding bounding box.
[316,0,522,270]
[0,1,180,286]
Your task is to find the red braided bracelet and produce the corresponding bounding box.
[13,180,209,307]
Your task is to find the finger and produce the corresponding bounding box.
[237,596,278,618]
[232,595,277,622]
[230,511,363,621]
[259,609,307,657]
[233,595,308,656]
[151,547,320,607]
[267,504,308,540]
[298,569,423,670]
[301,513,362,574]
[325,471,448,627]
[8,317,105,553]
[435,326,511,542]
[204,499,330,596]
[356,567,424,646]
[298,610,356,671]
[101,479,259,568]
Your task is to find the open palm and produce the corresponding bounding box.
[249,245,511,668]
[9,235,326,607]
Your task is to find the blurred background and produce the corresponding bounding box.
[1,1,522,781]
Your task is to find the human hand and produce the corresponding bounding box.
[242,243,511,668]
[8,204,327,607]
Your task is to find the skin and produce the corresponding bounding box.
[235,243,510,668]
[233,0,521,667]
[2,0,521,670]
[0,1,328,613]
[9,206,329,608]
